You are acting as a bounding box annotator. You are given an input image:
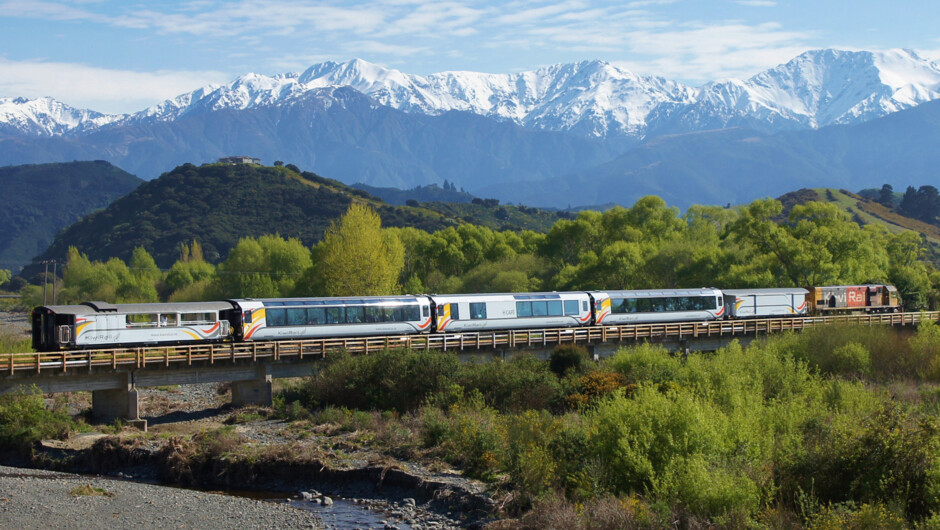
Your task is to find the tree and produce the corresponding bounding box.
[304,204,404,296]
[217,235,312,298]
[0,269,10,289]
[878,184,895,208]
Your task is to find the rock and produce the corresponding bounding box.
[403,497,416,507]
[300,491,314,501]
[322,496,333,506]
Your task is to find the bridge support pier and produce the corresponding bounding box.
[92,375,146,430]
[231,368,273,407]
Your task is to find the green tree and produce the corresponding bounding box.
[304,204,404,296]
[217,235,312,298]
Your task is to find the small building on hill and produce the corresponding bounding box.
[218,156,260,165]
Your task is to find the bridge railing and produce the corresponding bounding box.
[3,311,937,375]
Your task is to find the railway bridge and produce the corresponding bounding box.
[2,311,937,430]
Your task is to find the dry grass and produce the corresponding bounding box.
[69,484,114,497]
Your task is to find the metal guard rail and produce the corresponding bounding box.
[4,311,938,375]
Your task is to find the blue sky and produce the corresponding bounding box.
[2,0,939,114]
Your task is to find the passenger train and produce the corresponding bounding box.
[31,284,900,352]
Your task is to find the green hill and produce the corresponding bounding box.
[31,163,565,269]
[777,187,940,263]
[0,161,142,272]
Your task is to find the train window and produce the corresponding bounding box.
[548,301,563,316]
[161,314,179,326]
[421,305,429,318]
[582,301,588,312]
[181,312,216,324]
[267,309,287,327]
[403,305,420,321]
[307,307,325,325]
[383,306,402,322]
[244,310,253,324]
[450,304,460,320]
[470,302,487,319]
[532,301,548,316]
[610,298,624,313]
[516,302,532,317]
[326,307,345,324]
[636,298,653,312]
[127,313,158,327]
[346,306,364,324]
[564,300,579,316]
[365,306,382,323]
[287,308,306,326]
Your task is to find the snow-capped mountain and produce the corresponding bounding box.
[2,48,939,141]
[0,96,125,137]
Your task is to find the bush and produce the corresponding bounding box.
[566,371,628,409]
[298,349,462,413]
[459,356,564,412]
[0,386,76,457]
[549,345,590,377]
[604,343,683,385]
[783,405,940,519]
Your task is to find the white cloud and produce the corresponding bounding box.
[0,58,229,114]
[736,0,777,6]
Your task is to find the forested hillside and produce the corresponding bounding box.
[0,161,141,272]
[29,162,565,271]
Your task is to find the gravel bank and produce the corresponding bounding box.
[0,465,321,529]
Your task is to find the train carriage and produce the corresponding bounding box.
[32,301,234,352]
[430,292,592,332]
[722,288,808,318]
[806,285,900,313]
[232,296,433,341]
[591,288,725,325]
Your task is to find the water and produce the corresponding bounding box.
[288,497,414,529]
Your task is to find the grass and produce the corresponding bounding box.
[0,329,31,355]
[69,484,113,497]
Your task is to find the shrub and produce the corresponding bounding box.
[549,345,590,377]
[298,349,462,413]
[437,393,503,479]
[604,343,683,386]
[807,502,906,530]
[0,386,76,457]
[566,371,628,409]
[783,405,940,519]
[458,356,564,412]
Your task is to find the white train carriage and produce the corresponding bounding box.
[590,288,725,325]
[721,288,808,318]
[31,301,234,351]
[430,292,592,332]
[233,296,434,340]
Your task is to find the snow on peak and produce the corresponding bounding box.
[4,50,940,140]
[0,96,124,136]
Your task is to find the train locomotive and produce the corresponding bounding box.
[31,284,901,352]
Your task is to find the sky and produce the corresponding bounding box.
[2,0,939,114]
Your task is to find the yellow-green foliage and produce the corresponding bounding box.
[0,386,77,456]
[302,203,403,296]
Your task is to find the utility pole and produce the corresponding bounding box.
[42,260,49,305]
[52,260,58,305]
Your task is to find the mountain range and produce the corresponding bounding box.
[2,49,939,208]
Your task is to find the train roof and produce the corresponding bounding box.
[721,288,808,295]
[428,291,589,300]
[235,295,428,307]
[592,288,722,297]
[37,301,233,315]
